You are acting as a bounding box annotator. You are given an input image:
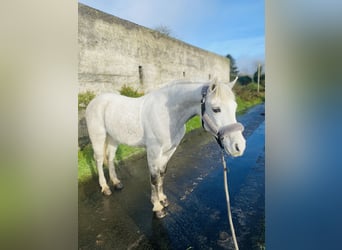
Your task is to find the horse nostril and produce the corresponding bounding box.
[235,143,240,152]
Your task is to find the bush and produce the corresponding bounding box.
[233,82,265,113]
[237,75,252,85]
[120,85,144,98]
[78,91,95,110]
[78,85,144,111]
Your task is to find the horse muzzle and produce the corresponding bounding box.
[201,113,245,156]
[218,123,246,157]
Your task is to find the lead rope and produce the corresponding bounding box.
[221,150,239,250]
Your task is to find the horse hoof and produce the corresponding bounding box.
[102,187,112,196]
[154,209,167,219]
[160,199,169,208]
[114,182,124,190]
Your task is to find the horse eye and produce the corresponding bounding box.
[212,107,221,113]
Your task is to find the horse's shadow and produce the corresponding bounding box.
[148,216,173,249]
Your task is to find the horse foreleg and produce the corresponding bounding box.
[147,145,177,218]
[158,147,177,207]
[158,170,169,207]
[148,152,176,217]
[150,173,167,218]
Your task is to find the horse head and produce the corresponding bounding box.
[201,77,246,157]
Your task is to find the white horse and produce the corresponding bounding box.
[86,79,246,218]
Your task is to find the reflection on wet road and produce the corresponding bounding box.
[79,104,265,249]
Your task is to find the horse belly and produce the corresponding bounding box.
[104,98,144,146]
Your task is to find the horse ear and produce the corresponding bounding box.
[210,83,217,92]
[227,77,238,89]
[209,79,218,93]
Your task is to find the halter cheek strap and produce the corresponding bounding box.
[201,86,244,149]
[201,86,209,129]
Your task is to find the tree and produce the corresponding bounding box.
[226,54,239,80]
[238,75,252,85]
[154,25,173,37]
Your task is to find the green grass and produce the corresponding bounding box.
[78,82,265,182]
[78,144,145,183]
[78,144,96,183]
[115,144,145,162]
[234,82,265,114]
[185,116,201,133]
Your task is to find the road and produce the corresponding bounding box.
[79,103,265,249]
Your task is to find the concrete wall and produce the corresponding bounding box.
[78,3,230,94]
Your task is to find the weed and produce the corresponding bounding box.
[78,91,95,110]
[120,85,144,98]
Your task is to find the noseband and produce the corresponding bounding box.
[201,86,244,149]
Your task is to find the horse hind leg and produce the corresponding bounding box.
[106,137,123,190]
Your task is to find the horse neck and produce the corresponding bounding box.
[166,83,206,125]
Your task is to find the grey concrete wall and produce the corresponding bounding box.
[78,3,230,94]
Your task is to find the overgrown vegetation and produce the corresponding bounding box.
[78,144,95,183]
[78,91,96,110]
[78,86,143,111]
[120,85,144,97]
[78,82,265,183]
[234,82,265,113]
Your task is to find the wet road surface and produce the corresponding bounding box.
[79,103,265,249]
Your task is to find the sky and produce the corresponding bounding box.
[79,0,264,75]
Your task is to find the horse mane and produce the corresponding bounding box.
[145,80,209,94]
[210,80,236,102]
[146,79,236,103]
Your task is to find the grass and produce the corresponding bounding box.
[185,116,201,133]
[78,144,145,184]
[78,144,95,183]
[115,144,145,161]
[78,83,265,183]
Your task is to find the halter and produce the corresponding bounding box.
[201,86,244,149]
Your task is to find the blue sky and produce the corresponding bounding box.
[79,0,264,75]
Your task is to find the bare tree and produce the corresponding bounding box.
[154,25,173,37]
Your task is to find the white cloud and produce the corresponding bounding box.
[236,54,264,75]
